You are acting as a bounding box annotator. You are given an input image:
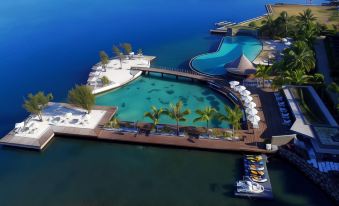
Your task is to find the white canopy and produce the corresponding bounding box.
[84,114,91,121]
[235,85,246,92]
[248,115,260,122]
[15,122,25,128]
[65,112,72,119]
[246,108,258,116]
[88,76,98,82]
[242,95,253,102]
[229,81,240,86]
[240,90,251,96]
[245,102,256,109]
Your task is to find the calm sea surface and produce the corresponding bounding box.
[0,0,333,205]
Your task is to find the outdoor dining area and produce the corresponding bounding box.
[229,81,260,129]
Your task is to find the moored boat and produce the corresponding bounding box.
[236,176,265,194]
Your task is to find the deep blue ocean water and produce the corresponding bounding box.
[0,1,332,206]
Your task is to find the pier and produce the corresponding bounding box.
[235,154,273,199]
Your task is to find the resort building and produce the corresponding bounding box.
[281,86,339,156]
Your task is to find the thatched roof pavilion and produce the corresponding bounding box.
[225,54,256,76]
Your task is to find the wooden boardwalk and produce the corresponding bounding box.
[131,67,222,82]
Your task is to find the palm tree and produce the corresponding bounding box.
[99,51,109,70]
[106,116,120,129]
[255,65,272,88]
[328,82,339,93]
[23,92,53,121]
[121,43,132,55]
[277,11,290,36]
[217,105,243,137]
[68,85,95,114]
[193,106,217,132]
[261,15,275,38]
[283,41,315,72]
[297,8,317,27]
[164,100,191,136]
[112,45,124,68]
[327,82,339,112]
[144,106,164,132]
[284,69,323,85]
[297,23,318,46]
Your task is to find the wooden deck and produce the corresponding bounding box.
[0,87,292,153]
[0,127,54,150]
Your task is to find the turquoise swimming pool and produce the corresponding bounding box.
[190,36,262,76]
[96,75,233,128]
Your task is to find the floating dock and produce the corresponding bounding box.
[234,154,273,199]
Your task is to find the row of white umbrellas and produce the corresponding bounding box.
[229,81,260,126]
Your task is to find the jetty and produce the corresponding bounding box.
[235,154,273,199]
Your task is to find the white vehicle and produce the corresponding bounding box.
[236,177,265,194]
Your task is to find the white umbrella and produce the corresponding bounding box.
[242,95,253,102]
[65,112,72,119]
[240,90,251,96]
[248,115,260,122]
[246,108,258,116]
[229,81,239,86]
[15,122,25,128]
[84,114,91,121]
[245,102,256,109]
[235,85,246,92]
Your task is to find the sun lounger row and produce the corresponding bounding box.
[275,92,292,126]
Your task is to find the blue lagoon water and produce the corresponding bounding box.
[0,0,332,205]
[96,75,232,128]
[191,36,262,75]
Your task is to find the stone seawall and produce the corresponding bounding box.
[278,148,339,204]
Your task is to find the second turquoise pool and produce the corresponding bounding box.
[96,75,233,128]
[190,36,262,76]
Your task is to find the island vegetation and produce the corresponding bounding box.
[68,85,95,114]
[23,92,53,121]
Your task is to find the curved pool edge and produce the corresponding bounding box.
[189,35,263,76]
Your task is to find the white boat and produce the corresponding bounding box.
[236,177,264,194]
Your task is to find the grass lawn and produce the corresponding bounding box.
[271,4,339,29]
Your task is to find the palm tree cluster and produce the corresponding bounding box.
[143,100,243,137]
[260,9,328,42]
[271,40,324,88]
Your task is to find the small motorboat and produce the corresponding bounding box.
[236,177,265,194]
[244,159,264,164]
[247,170,265,176]
[245,156,263,161]
[246,164,264,171]
[250,175,268,183]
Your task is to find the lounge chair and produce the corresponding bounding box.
[282,119,291,125]
[280,108,287,112]
[275,96,284,101]
[278,102,285,107]
[281,112,289,117]
[274,92,281,97]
